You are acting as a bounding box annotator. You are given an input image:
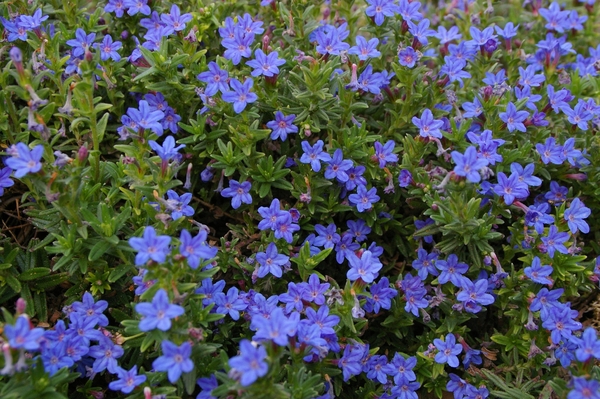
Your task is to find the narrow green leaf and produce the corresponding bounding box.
[88,240,112,261]
[18,267,51,281]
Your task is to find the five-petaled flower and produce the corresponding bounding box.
[135,288,185,331]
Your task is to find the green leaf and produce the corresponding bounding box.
[5,274,21,293]
[30,273,69,290]
[108,263,134,283]
[88,240,112,261]
[133,66,158,81]
[18,267,51,281]
[96,112,109,141]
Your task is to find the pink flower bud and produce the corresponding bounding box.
[15,298,26,315]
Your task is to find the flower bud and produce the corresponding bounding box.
[16,298,26,315]
[9,46,23,64]
[77,145,89,164]
[84,48,93,62]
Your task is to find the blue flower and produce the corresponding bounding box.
[108,366,147,394]
[128,100,165,135]
[40,344,74,376]
[398,46,418,68]
[128,226,172,266]
[339,343,367,381]
[518,65,546,87]
[493,172,529,205]
[525,203,554,234]
[572,327,600,362]
[179,229,217,269]
[408,19,436,46]
[347,250,382,283]
[221,180,252,209]
[542,304,582,344]
[499,102,529,132]
[314,223,340,249]
[349,65,384,94]
[302,274,331,305]
[105,0,127,17]
[397,0,422,22]
[539,2,570,33]
[541,225,570,258]
[222,30,253,65]
[564,198,591,234]
[398,169,413,188]
[164,190,194,220]
[349,36,380,60]
[433,334,462,367]
[349,185,380,212]
[135,288,185,331]
[524,257,553,285]
[257,199,288,231]
[384,352,417,385]
[246,49,286,77]
[256,242,289,278]
[495,22,519,39]
[149,135,186,162]
[238,13,264,36]
[161,5,193,34]
[95,35,122,61]
[18,9,48,30]
[274,213,300,243]
[324,149,353,182]
[196,375,218,399]
[66,28,96,57]
[300,140,331,172]
[222,78,258,113]
[266,112,298,141]
[345,166,367,191]
[412,248,439,280]
[4,316,44,350]
[347,219,371,243]
[229,340,268,386]
[152,340,194,383]
[364,277,397,313]
[215,287,247,320]
[5,143,44,178]
[440,58,471,88]
[71,292,109,327]
[89,336,124,373]
[435,254,468,287]
[435,25,462,44]
[456,279,495,313]
[197,62,229,96]
[564,101,593,130]
[412,109,444,139]
[124,0,151,16]
[365,0,397,26]
[468,26,497,47]
[314,27,349,55]
[374,140,398,168]
[568,377,600,399]
[510,163,542,187]
[451,146,488,183]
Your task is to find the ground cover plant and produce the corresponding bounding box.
[1,0,600,398]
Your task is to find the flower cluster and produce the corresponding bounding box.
[2,1,600,399]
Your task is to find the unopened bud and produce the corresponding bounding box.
[16,298,26,315]
[9,47,23,64]
[78,145,89,164]
[84,49,93,62]
[183,163,193,189]
[262,34,270,52]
